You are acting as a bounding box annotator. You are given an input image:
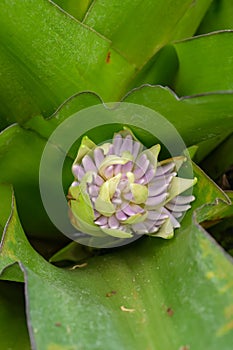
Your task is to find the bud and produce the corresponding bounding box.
[68,128,196,240]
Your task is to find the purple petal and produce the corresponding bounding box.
[95,216,108,226]
[147,210,168,221]
[123,191,133,201]
[165,202,191,212]
[82,155,97,172]
[122,204,136,216]
[107,144,114,155]
[152,219,166,226]
[172,211,183,218]
[134,160,150,179]
[71,181,79,187]
[148,182,169,196]
[118,179,128,191]
[88,184,99,197]
[120,135,133,154]
[149,175,173,187]
[130,204,144,213]
[169,195,195,205]
[153,173,177,184]
[163,208,180,228]
[148,226,159,234]
[94,210,101,219]
[143,167,155,184]
[132,222,148,234]
[156,162,175,176]
[123,204,143,216]
[72,164,85,181]
[170,216,180,228]
[108,215,120,229]
[114,188,121,197]
[121,161,133,173]
[116,210,128,221]
[135,177,146,185]
[132,141,141,160]
[91,196,97,203]
[113,134,122,155]
[112,197,122,205]
[136,154,148,168]
[99,224,108,229]
[143,219,161,231]
[94,175,104,186]
[104,165,114,178]
[94,148,104,168]
[114,164,122,175]
[146,192,167,207]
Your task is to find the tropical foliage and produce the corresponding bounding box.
[0,1,233,349]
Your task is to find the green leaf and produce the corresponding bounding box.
[150,217,174,239]
[127,45,179,89]
[69,193,105,237]
[0,281,31,349]
[1,164,233,349]
[173,31,233,96]
[0,184,13,239]
[123,212,148,225]
[209,192,233,256]
[0,124,65,239]
[84,0,202,67]
[0,0,135,126]
[165,177,197,203]
[0,0,216,130]
[130,183,148,204]
[73,135,96,164]
[101,227,133,239]
[171,0,213,40]
[197,0,233,34]
[200,132,233,181]
[53,0,93,21]
[125,86,233,161]
[49,241,94,264]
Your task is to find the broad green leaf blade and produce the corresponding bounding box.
[171,0,213,40]
[127,0,213,88]
[209,192,233,256]
[1,166,233,350]
[0,281,31,350]
[84,0,197,67]
[124,86,233,161]
[25,91,102,140]
[173,31,233,96]
[0,92,103,239]
[49,241,94,263]
[0,124,67,239]
[192,163,231,222]
[0,184,13,238]
[0,262,24,283]
[53,0,93,21]
[200,133,233,181]
[27,87,233,162]
[197,0,233,34]
[0,0,134,126]
[127,45,179,89]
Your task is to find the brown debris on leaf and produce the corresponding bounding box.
[120,305,135,313]
[166,307,174,317]
[69,263,88,270]
[106,290,117,297]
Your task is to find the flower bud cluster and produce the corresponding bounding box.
[68,129,196,240]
